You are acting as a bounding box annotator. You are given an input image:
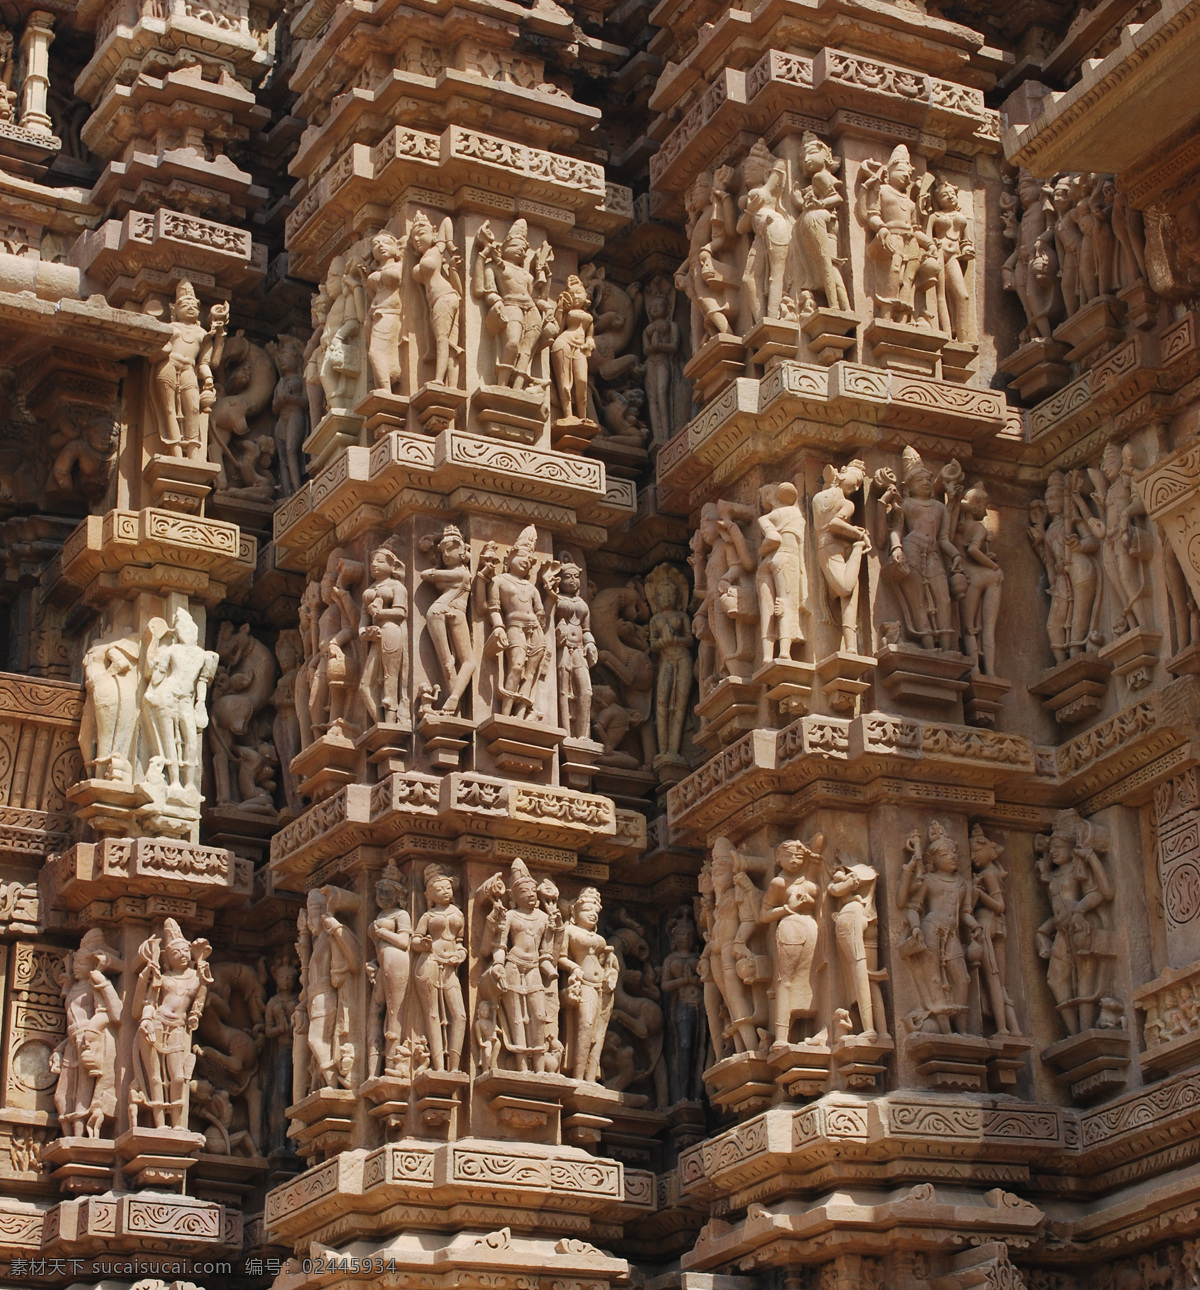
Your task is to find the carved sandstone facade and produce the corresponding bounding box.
[0,3,1195,1290]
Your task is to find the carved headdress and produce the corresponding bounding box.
[509,856,536,898]
[801,129,838,170]
[901,445,932,489]
[507,525,538,571]
[162,917,191,953]
[887,143,912,174]
[503,219,529,258]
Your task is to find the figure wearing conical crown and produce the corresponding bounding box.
[148,280,229,460]
[129,919,212,1129]
[472,218,554,389]
[856,144,940,324]
[877,448,964,651]
[479,858,558,1071]
[480,525,549,719]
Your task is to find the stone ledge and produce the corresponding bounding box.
[265,1140,625,1244]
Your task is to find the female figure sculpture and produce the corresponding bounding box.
[545,553,597,739]
[410,211,463,388]
[825,854,886,1040]
[366,231,406,395]
[370,863,412,1078]
[927,175,976,343]
[642,276,682,448]
[793,132,851,312]
[550,275,595,423]
[758,837,823,1047]
[559,886,618,1082]
[969,825,1018,1036]
[660,909,705,1103]
[645,563,693,765]
[955,483,1003,674]
[319,256,368,415]
[812,460,870,654]
[756,481,809,663]
[1035,810,1116,1035]
[359,540,409,726]
[418,524,475,716]
[413,864,467,1073]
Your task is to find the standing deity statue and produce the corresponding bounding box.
[298,887,361,1091]
[366,231,406,395]
[544,553,597,739]
[262,951,299,1152]
[1074,173,1117,306]
[471,219,554,389]
[550,275,596,423]
[926,175,976,343]
[756,481,809,663]
[559,887,619,1082]
[855,144,940,325]
[954,483,1003,674]
[1035,810,1117,1036]
[319,256,369,415]
[79,632,139,784]
[792,131,851,312]
[1049,174,1084,317]
[759,837,824,1048]
[148,281,228,460]
[304,284,331,431]
[645,563,693,765]
[737,139,793,326]
[52,929,123,1138]
[660,908,706,1103]
[896,823,978,1036]
[825,853,887,1040]
[1028,471,1101,662]
[369,862,412,1080]
[812,460,870,655]
[129,919,212,1130]
[1086,440,1153,637]
[412,864,467,1073]
[418,524,475,716]
[642,275,683,448]
[1000,170,1062,343]
[359,540,409,726]
[876,448,964,652]
[267,334,310,499]
[675,168,740,353]
[694,501,759,679]
[308,549,363,736]
[1111,182,1148,290]
[969,825,1019,1037]
[701,840,771,1056]
[479,525,549,720]
[410,212,464,388]
[478,858,559,1072]
[141,608,220,802]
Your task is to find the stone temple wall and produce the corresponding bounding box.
[0,0,1197,1287]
